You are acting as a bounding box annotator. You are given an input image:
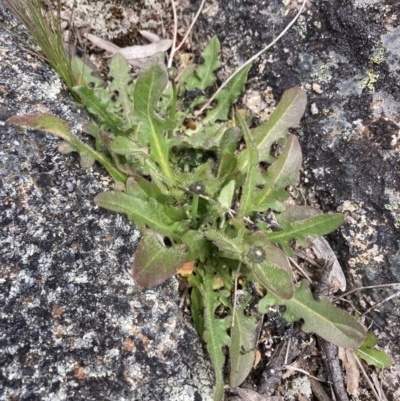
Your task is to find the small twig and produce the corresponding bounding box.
[284,337,291,365]
[295,250,324,269]
[360,290,400,317]
[333,283,400,301]
[174,0,205,53]
[289,256,313,284]
[167,0,178,68]
[231,262,242,329]
[353,351,382,401]
[196,0,308,116]
[283,364,326,383]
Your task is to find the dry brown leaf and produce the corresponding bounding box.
[83,33,172,65]
[139,30,160,43]
[338,347,359,396]
[308,236,347,292]
[253,349,262,369]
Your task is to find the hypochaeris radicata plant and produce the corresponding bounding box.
[5,1,376,399]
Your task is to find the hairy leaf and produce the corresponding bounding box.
[218,180,236,211]
[254,134,302,212]
[133,58,174,179]
[230,306,261,388]
[108,54,135,129]
[277,205,321,223]
[258,280,366,349]
[205,229,243,257]
[71,56,104,88]
[198,267,231,401]
[94,191,186,239]
[253,87,307,163]
[132,229,187,287]
[7,113,72,141]
[73,86,124,134]
[203,64,252,123]
[245,231,293,299]
[186,36,221,91]
[7,113,126,182]
[266,213,344,249]
[355,333,392,369]
[111,137,146,156]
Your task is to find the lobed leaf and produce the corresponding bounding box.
[93,191,186,239]
[133,58,174,179]
[253,87,307,163]
[355,333,392,369]
[132,229,187,287]
[198,267,231,401]
[266,213,344,248]
[7,113,126,182]
[71,56,104,88]
[203,64,252,124]
[230,306,261,388]
[72,86,124,134]
[254,134,302,212]
[258,280,366,349]
[245,231,294,299]
[7,113,72,142]
[186,36,221,91]
[108,53,136,129]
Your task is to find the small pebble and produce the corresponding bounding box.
[312,83,323,94]
[310,103,319,115]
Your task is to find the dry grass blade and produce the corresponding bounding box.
[4,0,75,90]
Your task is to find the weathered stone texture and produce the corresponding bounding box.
[0,3,213,400]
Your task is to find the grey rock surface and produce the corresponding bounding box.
[0,3,213,401]
[199,0,399,396]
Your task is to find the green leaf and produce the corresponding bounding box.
[217,154,237,182]
[133,58,175,179]
[186,36,221,91]
[218,180,236,211]
[132,229,187,287]
[230,306,261,388]
[258,280,366,349]
[205,229,243,256]
[94,191,186,239]
[71,56,104,88]
[253,87,307,163]
[7,113,72,142]
[244,231,294,299]
[355,333,392,369]
[110,137,146,156]
[218,127,242,159]
[277,205,322,223]
[108,53,135,129]
[254,134,302,211]
[190,285,205,336]
[266,213,344,248]
[72,86,124,134]
[203,64,252,124]
[198,267,231,401]
[182,230,210,262]
[7,113,126,183]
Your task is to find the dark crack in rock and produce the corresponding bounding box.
[0,3,213,400]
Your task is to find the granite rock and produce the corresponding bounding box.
[0,3,213,400]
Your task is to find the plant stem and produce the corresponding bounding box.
[168,81,178,139]
[191,194,199,220]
